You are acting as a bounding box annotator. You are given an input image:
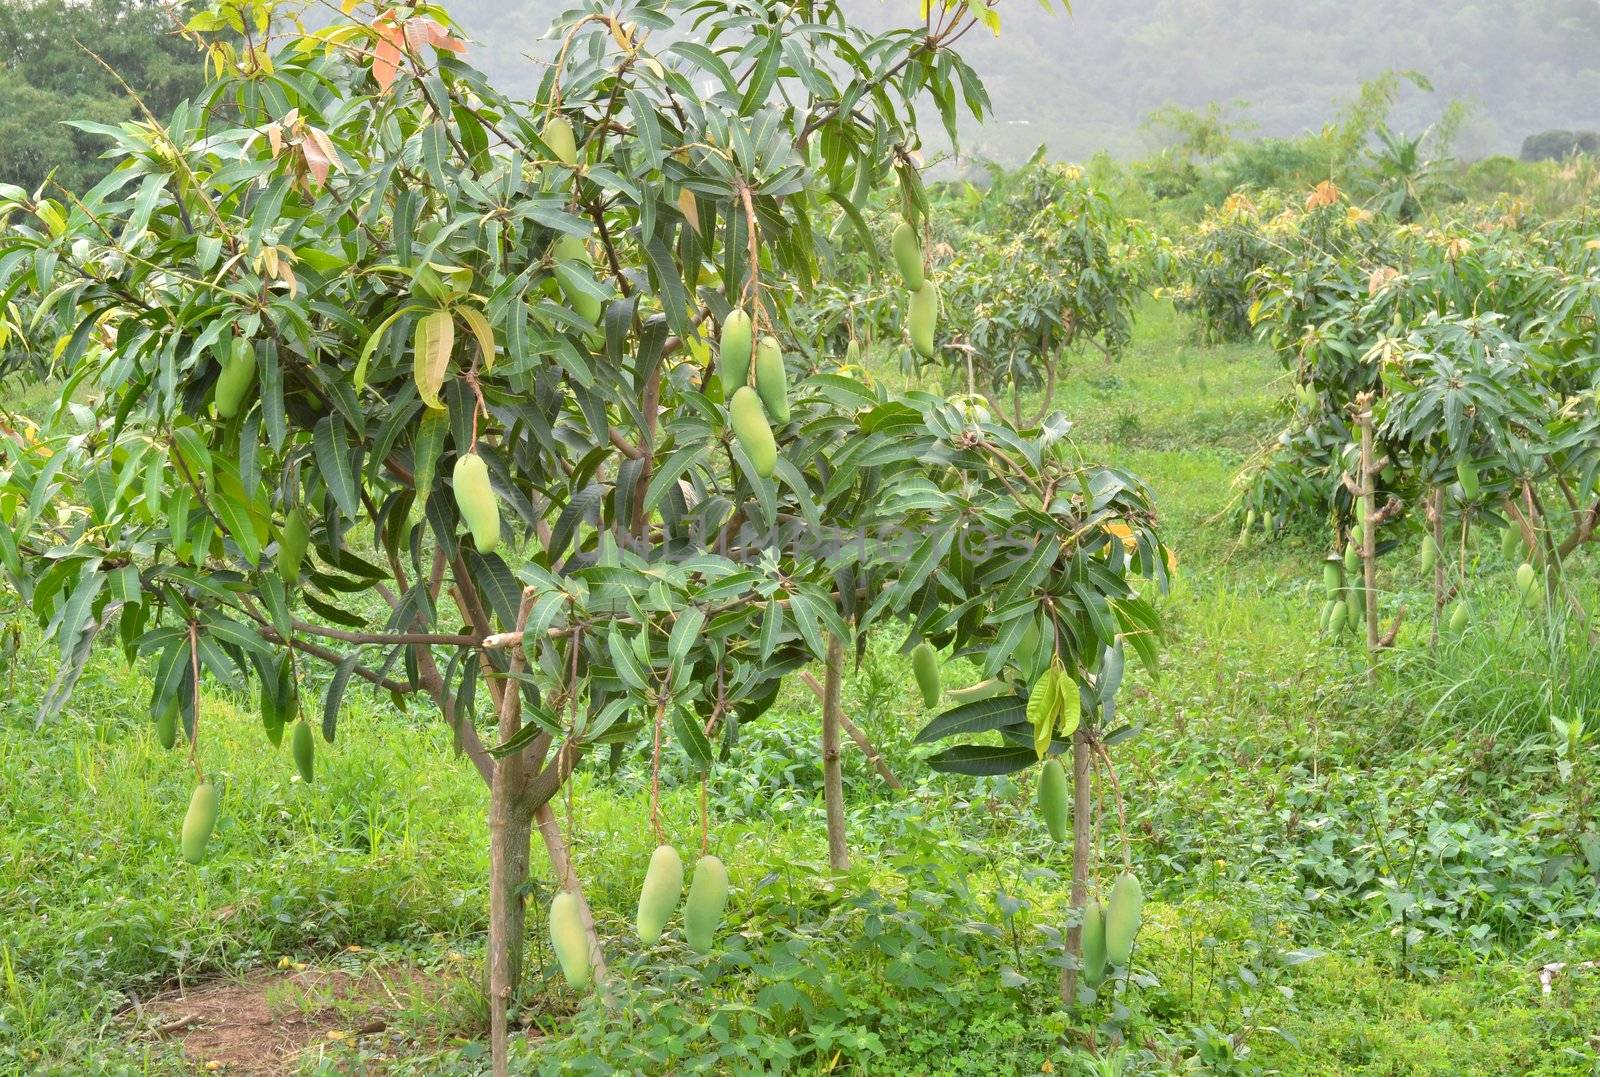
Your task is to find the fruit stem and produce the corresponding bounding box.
[649,693,667,845]
[1092,738,1132,874]
[187,619,204,784]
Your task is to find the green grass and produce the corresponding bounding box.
[4,301,1600,1074]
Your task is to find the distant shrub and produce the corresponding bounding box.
[1520,129,1600,162]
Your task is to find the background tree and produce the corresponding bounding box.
[0,0,200,193]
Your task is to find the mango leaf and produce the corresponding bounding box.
[926,744,1036,776]
[914,694,1027,744]
[1027,665,1061,761]
[457,305,496,374]
[412,308,454,409]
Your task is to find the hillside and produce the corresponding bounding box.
[449,0,1600,163]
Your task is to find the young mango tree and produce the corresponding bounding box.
[934,159,1146,425]
[907,407,1170,1004]
[0,0,1090,1068]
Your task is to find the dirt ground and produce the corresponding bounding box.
[136,962,450,1074]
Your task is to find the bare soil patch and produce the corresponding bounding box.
[137,963,452,1074]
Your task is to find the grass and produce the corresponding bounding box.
[4,301,1600,1074]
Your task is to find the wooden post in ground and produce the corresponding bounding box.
[1060,725,1092,1004]
[821,637,850,871]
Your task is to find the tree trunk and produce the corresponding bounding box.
[487,755,527,1077]
[821,636,849,871]
[1357,398,1379,675]
[1060,725,1092,1005]
[800,670,903,790]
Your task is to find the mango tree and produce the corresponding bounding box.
[909,408,1170,1003]
[0,0,1089,1068]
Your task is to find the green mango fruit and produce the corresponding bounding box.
[543,115,577,166]
[1517,561,1539,606]
[1449,602,1470,632]
[1037,758,1069,842]
[729,386,777,479]
[1345,585,1363,628]
[1329,598,1349,634]
[908,279,938,360]
[552,236,602,325]
[684,854,731,954]
[1343,540,1360,577]
[181,781,220,864]
[753,335,790,424]
[1420,533,1439,574]
[1456,460,1480,500]
[453,451,501,553]
[1322,559,1342,599]
[1501,525,1521,560]
[892,220,924,290]
[1080,899,1108,987]
[1318,598,1336,634]
[214,336,257,419]
[844,339,860,366]
[278,508,310,585]
[1104,872,1144,966]
[911,641,940,708]
[636,843,684,945]
[155,703,178,750]
[549,891,592,989]
[292,721,315,784]
[720,309,753,395]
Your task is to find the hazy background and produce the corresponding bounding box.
[443,0,1600,162]
[3,0,1598,192]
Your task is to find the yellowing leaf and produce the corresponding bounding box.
[678,188,700,234]
[413,309,454,409]
[1027,666,1060,761]
[457,305,496,374]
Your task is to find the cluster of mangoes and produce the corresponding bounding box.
[548,843,732,991]
[893,221,938,359]
[718,309,789,478]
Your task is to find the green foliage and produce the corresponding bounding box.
[3,307,1600,1073]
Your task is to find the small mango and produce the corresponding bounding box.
[1080,899,1108,987]
[1322,559,1342,599]
[181,781,220,864]
[1104,872,1144,966]
[543,116,578,166]
[720,309,754,396]
[214,336,257,419]
[1037,758,1069,842]
[155,703,178,750]
[911,641,940,708]
[453,451,501,553]
[1517,561,1539,607]
[892,221,924,290]
[278,509,310,585]
[1420,533,1439,574]
[636,843,684,945]
[729,386,777,479]
[549,891,592,989]
[908,279,938,360]
[753,336,790,424]
[684,854,731,954]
